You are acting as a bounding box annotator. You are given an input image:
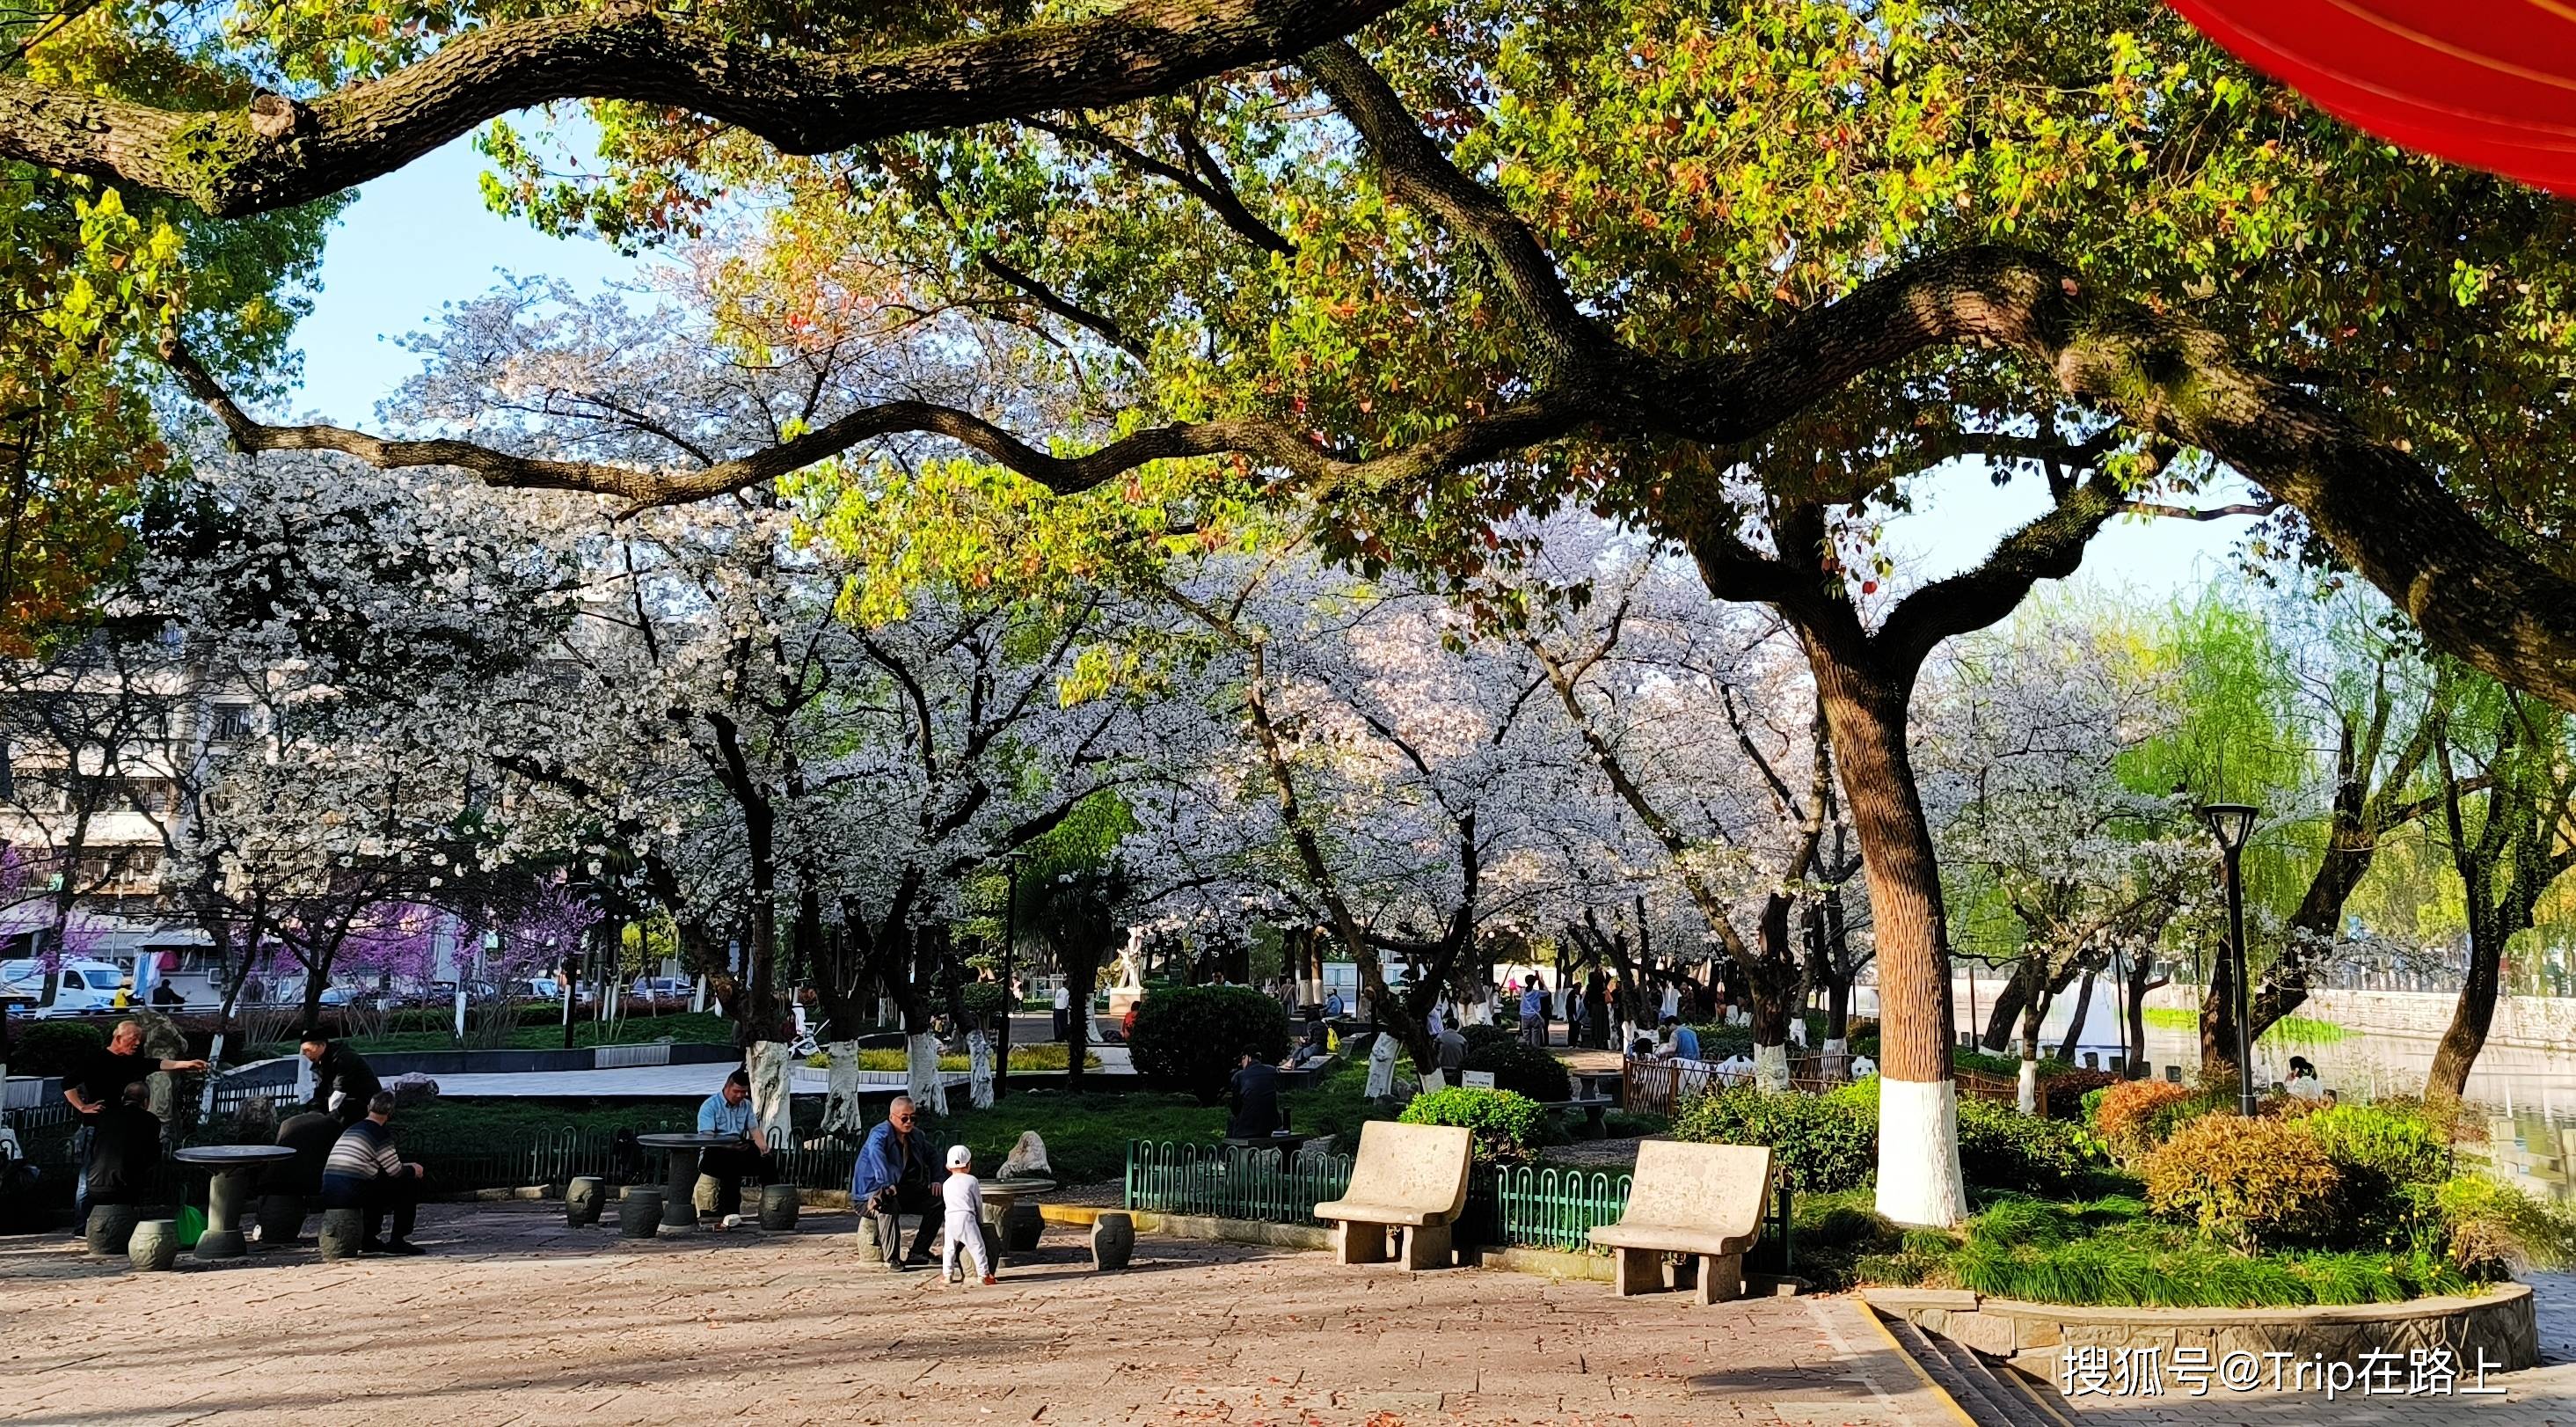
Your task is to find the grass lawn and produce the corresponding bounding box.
[2139,1006,2347,1045]
[397,1060,1384,1186]
[1774,1184,2472,1307]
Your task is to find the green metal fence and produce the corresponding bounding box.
[1124,1138,1356,1226]
[1124,1139,1648,1253]
[1123,1138,1800,1264]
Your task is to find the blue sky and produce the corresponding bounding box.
[289,137,2254,598]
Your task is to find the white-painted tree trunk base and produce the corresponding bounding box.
[967,1030,995,1109]
[1365,1035,1400,1099]
[821,1040,866,1134]
[1876,1077,1968,1229]
[906,1032,948,1116]
[1788,1018,1809,1048]
[1751,1043,1792,1093]
[2018,1057,2040,1116]
[747,1041,795,1143]
[1821,1037,1849,1057]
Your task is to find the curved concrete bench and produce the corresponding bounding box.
[1313,1121,1471,1271]
[1588,1140,1770,1305]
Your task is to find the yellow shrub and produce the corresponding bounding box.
[2142,1114,2342,1248]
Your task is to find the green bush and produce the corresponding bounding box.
[2431,1174,2576,1276]
[2142,1113,2342,1248]
[1399,1087,1546,1161]
[1673,1079,1879,1191]
[2038,1068,2121,1120]
[2296,1102,2452,1232]
[10,1020,106,1077]
[1459,1034,1571,1101]
[1956,1095,2104,1195]
[1937,1195,2469,1306]
[1127,985,1290,1104]
[958,982,1009,1026]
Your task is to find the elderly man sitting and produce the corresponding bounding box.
[695,1070,776,1223]
[322,1091,427,1255]
[851,1095,939,1270]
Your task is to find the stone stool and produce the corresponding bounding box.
[127,1218,179,1272]
[317,1207,367,1262]
[257,1193,307,1246]
[619,1187,664,1239]
[1003,1199,1044,1253]
[1090,1211,1135,1271]
[84,1204,140,1256]
[566,1176,605,1227]
[758,1183,799,1231]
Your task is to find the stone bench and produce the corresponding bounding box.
[1537,1094,1616,1138]
[1588,1140,1770,1305]
[1312,1121,1471,1271]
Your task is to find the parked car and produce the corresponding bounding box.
[1,958,131,1017]
[630,976,693,1003]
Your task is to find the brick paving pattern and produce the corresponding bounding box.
[0,1201,1958,1427]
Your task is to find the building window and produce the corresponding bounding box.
[210,704,252,740]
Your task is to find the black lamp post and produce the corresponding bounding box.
[2197,801,2260,1116]
[995,855,1018,1101]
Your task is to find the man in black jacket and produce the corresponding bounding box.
[299,1035,382,1126]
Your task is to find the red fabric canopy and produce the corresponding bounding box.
[2167,0,2576,193]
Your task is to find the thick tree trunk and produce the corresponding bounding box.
[1981,960,2039,1052]
[2200,950,2238,1082]
[1808,650,1963,1227]
[2054,968,2095,1062]
[2424,917,2503,1108]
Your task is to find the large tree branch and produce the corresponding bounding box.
[1873,469,2122,671]
[0,0,1403,217]
[1303,41,1609,371]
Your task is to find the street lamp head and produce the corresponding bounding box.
[2197,801,2259,855]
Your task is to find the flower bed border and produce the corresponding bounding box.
[1862,1282,2537,1376]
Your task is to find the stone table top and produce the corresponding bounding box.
[634,1132,750,1150]
[172,1144,296,1167]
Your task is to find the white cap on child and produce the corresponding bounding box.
[945,1144,972,1170]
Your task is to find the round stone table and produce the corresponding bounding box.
[174,1145,296,1262]
[979,1178,1055,1267]
[636,1132,747,1235]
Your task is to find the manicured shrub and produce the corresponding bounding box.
[958,981,1009,1027]
[1673,1079,1879,1192]
[1127,985,1290,1104]
[2142,1114,2341,1248]
[1399,1087,1546,1161]
[1956,1095,2103,1195]
[2095,1079,2196,1160]
[1459,1034,1571,1101]
[1458,1023,1522,1055]
[10,1020,106,1077]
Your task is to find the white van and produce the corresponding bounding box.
[0,958,130,1017]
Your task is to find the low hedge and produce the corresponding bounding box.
[1398,1087,1546,1161]
[8,1020,106,1077]
[1673,1077,2105,1195]
[1459,1034,1571,1101]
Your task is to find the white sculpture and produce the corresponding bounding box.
[967,1029,996,1109]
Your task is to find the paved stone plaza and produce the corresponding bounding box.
[0,1202,1958,1426]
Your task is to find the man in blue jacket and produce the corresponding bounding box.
[851,1095,938,1269]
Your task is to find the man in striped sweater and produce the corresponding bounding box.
[321,1091,427,1255]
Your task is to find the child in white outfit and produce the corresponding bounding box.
[941,1144,996,1285]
